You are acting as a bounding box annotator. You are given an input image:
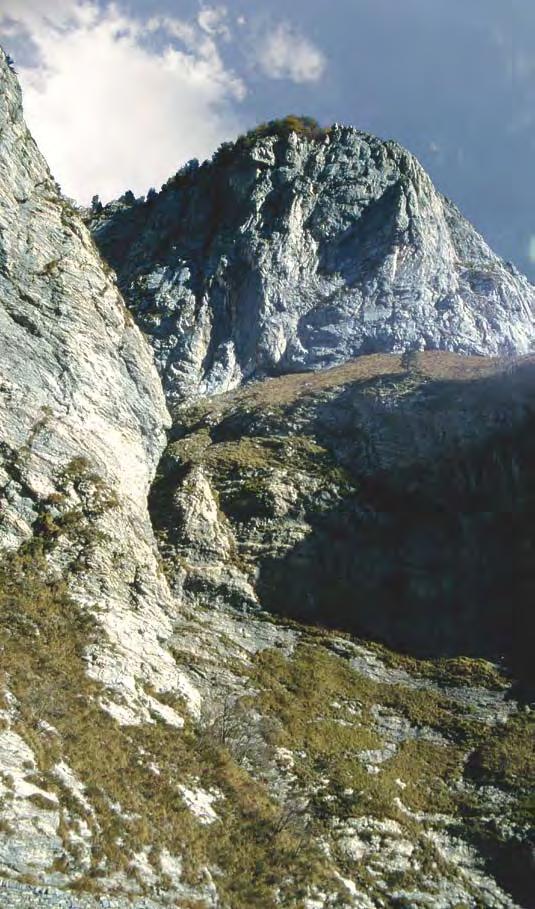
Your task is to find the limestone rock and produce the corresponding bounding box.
[0,45,201,883]
[1,60,533,909]
[0,47,188,718]
[151,351,535,678]
[89,125,535,403]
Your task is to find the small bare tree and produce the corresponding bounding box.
[199,694,279,768]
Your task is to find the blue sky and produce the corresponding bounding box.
[2,0,535,279]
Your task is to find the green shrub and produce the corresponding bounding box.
[213,116,329,166]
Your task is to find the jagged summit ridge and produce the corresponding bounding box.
[90,119,535,402]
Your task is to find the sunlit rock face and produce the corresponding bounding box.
[90,124,535,403]
[0,48,169,541]
[0,46,189,741]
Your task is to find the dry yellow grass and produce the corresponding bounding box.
[174,351,534,423]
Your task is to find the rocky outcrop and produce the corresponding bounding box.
[1,63,533,909]
[0,45,204,890]
[149,350,535,908]
[150,350,535,683]
[89,122,535,403]
[0,45,194,719]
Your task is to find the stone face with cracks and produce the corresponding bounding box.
[0,46,205,871]
[90,126,535,402]
[1,60,534,909]
[0,47,187,722]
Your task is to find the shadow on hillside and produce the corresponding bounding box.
[255,365,535,694]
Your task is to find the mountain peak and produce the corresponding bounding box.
[1,48,534,909]
[88,122,535,403]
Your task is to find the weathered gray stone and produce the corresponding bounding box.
[0,45,201,884]
[90,127,535,403]
[0,47,196,727]
[0,55,533,909]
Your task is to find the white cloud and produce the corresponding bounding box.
[257,22,326,84]
[1,1,245,203]
[198,6,230,41]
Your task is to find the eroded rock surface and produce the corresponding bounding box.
[1,60,533,909]
[151,351,535,679]
[147,350,534,908]
[89,123,535,402]
[0,45,200,893]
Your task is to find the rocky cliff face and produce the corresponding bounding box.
[0,45,205,896]
[151,351,535,679]
[1,66,533,909]
[148,353,535,909]
[89,122,535,402]
[0,46,193,724]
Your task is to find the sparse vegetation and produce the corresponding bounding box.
[0,475,335,904]
[213,116,329,166]
[250,642,471,817]
[248,638,534,902]
[1,471,532,905]
[466,712,535,789]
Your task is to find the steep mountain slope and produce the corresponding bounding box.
[0,59,533,909]
[151,351,535,685]
[89,119,535,402]
[0,46,186,726]
[146,352,535,906]
[0,46,203,898]
[147,351,535,909]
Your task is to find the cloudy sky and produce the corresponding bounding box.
[2,0,535,279]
